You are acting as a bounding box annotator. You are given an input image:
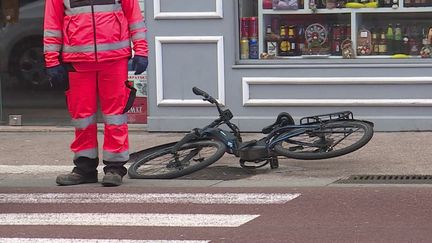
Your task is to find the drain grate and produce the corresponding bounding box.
[334,175,432,184]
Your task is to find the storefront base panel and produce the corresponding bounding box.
[148,116,432,132]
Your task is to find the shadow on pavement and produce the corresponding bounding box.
[179,165,267,180]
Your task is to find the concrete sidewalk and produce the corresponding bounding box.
[1,125,432,187]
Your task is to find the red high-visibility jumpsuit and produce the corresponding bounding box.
[43,0,148,167]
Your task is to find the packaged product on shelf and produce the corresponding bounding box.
[240,38,249,59]
[249,17,258,38]
[304,23,330,56]
[265,25,279,57]
[240,17,249,38]
[263,0,273,8]
[249,38,259,59]
[273,0,299,10]
[357,28,372,55]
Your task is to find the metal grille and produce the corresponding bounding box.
[334,175,432,184]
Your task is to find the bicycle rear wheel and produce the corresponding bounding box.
[273,120,373,160]
[128,140,226,179]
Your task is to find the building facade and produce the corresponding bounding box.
[144,0,432,132]
[1,0,432,131]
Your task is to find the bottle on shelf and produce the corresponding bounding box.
[371,30,379,55]
[393,23,402,54]
[379,31,388,55]
[386,24,394,55]
[240,37,249,59]
[297,25,306,56]
[264,24,278,56]
[249,37,259,59]
[278,25,289,56]
[408,26,420,56]
[402,34,410,55]
[286,25,298,56]
[331,24,342,55]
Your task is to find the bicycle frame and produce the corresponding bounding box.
[171,87,367,162]
[127,87,375,179]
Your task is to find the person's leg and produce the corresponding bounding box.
[97,59,132,186]
[56,66,99,186]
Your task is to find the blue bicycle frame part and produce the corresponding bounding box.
[202,127,239,154]
[267,124,321,149]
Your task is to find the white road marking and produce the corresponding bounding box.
[0,213,259,227]
[0,165,110,174]
[0,239,208,243]
[0,193,301,204]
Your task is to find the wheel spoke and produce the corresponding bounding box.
[274,121,373,160]
[129,140,226,179]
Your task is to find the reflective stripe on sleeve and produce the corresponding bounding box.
[103,114,128,126]
[129,21,146,31]
[44,44,62,53]
[72,114,97,129]
[44,30,62,38]
[131,32,146,41]
[103,150,129,162]
[74,148,98,160]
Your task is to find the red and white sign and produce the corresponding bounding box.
[127,72,147,124]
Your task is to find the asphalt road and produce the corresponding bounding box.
[1,186,432,243]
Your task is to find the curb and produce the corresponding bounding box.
[0,124,148,132]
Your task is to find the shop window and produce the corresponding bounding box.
[1,0,70,125]
[238,0,432,62]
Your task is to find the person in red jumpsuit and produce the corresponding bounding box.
[44,0,148,186]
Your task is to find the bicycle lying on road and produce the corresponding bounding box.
[128,87,374,179]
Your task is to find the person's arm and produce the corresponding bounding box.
[43,0,64,67]
[122,0,148,57]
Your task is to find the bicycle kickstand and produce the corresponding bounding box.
[268,157,279,169]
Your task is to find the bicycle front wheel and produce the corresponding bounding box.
[273,120,373,160]
[128,140,226,179]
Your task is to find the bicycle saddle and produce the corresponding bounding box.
[261,112,295,134]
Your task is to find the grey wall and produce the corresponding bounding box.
[144,0,432,132]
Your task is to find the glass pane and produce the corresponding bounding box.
[263,13,350,57]
[0,0,70,125]
[356,12,432,57]
[237,0,432,62]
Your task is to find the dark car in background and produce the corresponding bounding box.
[0,0,47,89]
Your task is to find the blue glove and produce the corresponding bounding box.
[132,55,148,75]
[46,65,67,89]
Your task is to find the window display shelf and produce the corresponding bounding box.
[239,0,432,62]
[261,6,432,13]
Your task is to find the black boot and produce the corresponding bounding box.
[101,161,127,187]
[56,157,99,186]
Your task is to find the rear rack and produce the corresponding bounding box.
[300,111,354,125]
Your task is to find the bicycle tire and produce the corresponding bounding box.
[128,140,226,179]
[273,120,373,160]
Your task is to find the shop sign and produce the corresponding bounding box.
[127,72,147,124]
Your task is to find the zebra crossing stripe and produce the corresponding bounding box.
[0,165,102,174]
[0,193,301,204]
[0,213,259,227]
[0,239,209,243]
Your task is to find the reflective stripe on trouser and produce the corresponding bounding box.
[66,58,130,162]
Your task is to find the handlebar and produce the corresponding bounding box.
[192,87,242,140]
[192,87,217,104]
